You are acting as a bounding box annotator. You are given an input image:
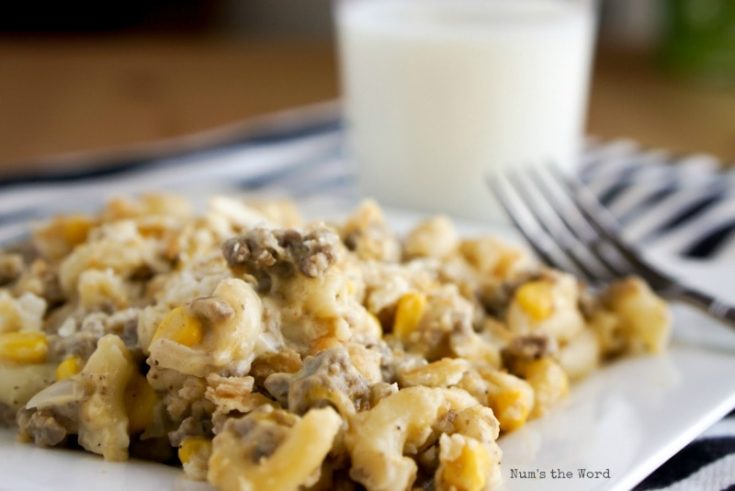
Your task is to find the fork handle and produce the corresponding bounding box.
[664,286,735,327]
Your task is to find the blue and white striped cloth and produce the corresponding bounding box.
[581,140,735,262]
[1,104,734,490]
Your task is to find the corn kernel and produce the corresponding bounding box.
[59,215,94,246]
[525,358,569,418]
[442,440,491,491]
[482,369,534,433]
[125,372,158,434]
[493,390,531,432]
[179,437,212,464]
[515,281,555,322]
[393,292,426,341]
[153,306,203,347]
[55,355,82,380]
[0,331,48,364]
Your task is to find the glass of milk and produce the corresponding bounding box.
[336,0,597,221]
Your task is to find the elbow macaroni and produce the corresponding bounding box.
[345,386,501,491]
[78,334,136,461]
[208,407,342,491]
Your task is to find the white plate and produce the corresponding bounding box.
[3,205,735,491]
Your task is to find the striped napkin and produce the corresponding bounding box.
[581,140,735,262]
[1,105,733,490]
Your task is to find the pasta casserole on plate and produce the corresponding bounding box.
[0,195,670,491]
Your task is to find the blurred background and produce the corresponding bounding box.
[0,0,733,176]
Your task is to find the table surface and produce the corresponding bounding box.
[0,36,733,175]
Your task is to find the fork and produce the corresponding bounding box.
[487,165,735,327]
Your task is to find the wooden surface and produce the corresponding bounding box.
[588,50,735,162]
[0,36,733,175]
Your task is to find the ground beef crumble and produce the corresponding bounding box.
[47,332,99,363]
[222,227,341,290]
[0,253,23,286]
[221,407,297,464]
[168,416,212,447]
[501,334,557,373]
[17,402,80,447]
[0,403,16,427]
[264,346,371,416]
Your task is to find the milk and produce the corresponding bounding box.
[337,0,596,221]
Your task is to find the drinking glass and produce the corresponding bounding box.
[336,0,597,221]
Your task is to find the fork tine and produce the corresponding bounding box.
[549,164,673,288]
[527,165,628,279]
[506,170,610,284]
[487,175,586,282]
[487,175,559,268]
